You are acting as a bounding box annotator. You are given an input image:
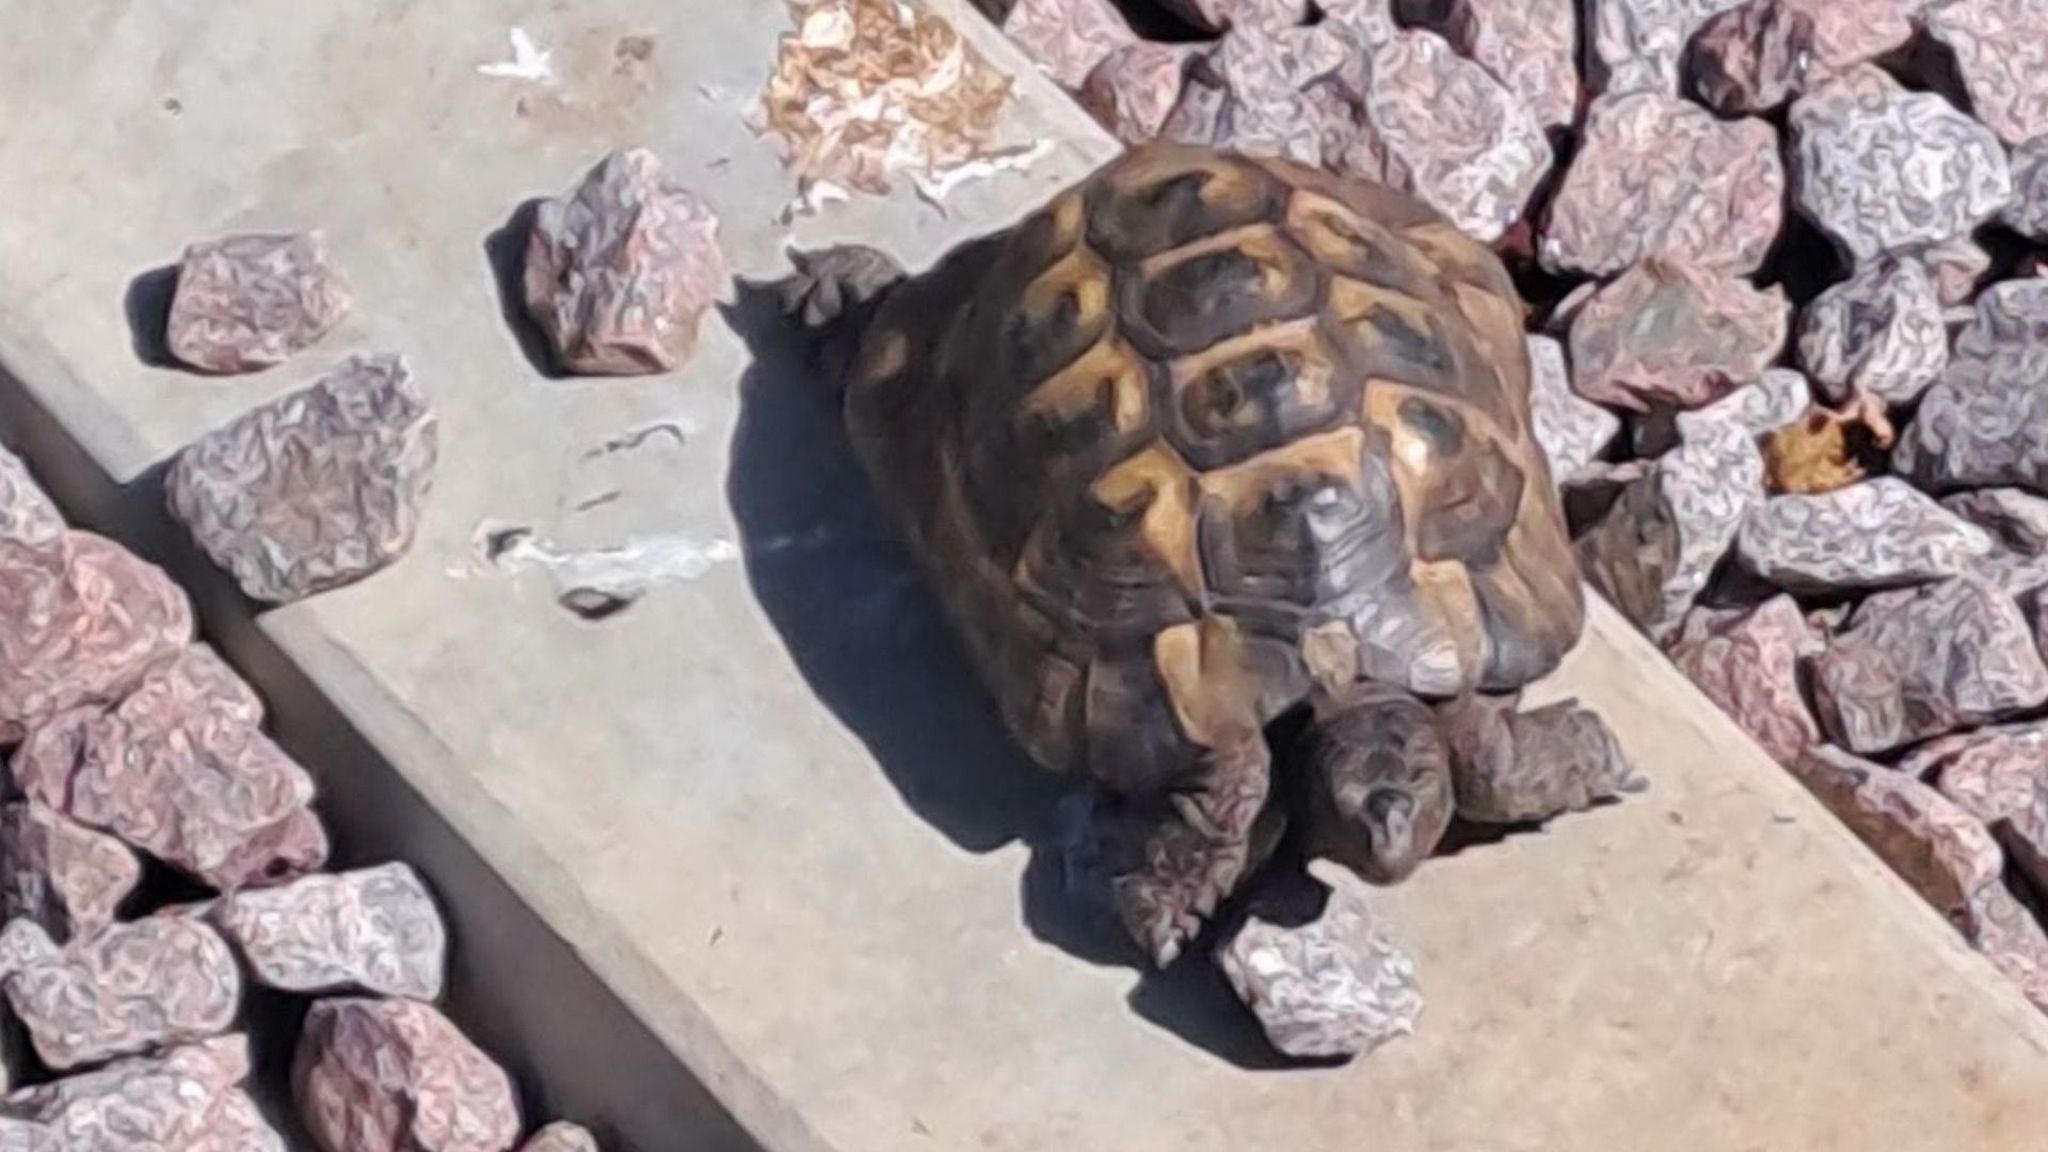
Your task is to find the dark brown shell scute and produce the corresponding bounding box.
[1082,152,1289,263]
[1120,227,1325,359]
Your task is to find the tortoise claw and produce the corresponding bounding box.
[1097,743,1272,968]
[778,244,905,329]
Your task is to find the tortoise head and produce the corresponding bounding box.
[1293,687,1455,884]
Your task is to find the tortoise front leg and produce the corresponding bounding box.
[1289,685,1456,885]
[1437,693,1645,824]
[1095,736,1274,967]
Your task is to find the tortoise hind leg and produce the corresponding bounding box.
[1095,736,1274,967]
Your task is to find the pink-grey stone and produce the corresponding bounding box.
[0,917,240,1070]
[1164,22,1354,169]
[1895,280,2048,497]
[295,998,521,1152]
[0,447,62,561]
[0,533,193,746]
[1079,42,1201,144]
[1355,30,1551,243]
[1736,478,1994,593]
[1910,235,1992,308]
[999,0,1135,89]
[1540,93,1785,278]
[1919,0,2048,147]
[524,148,725,376]
[1,1036,277,1152]
[164,232,352,375]
[1912,725,2048,895]
[1813,576,2048,754]
[1945,489,2048,556]
[1786,744,2005,935]
[1215,879,1421,1059]
[1526,334,1617,482]
[1575,421,1766,644]
[516,1124,598,1152]
[1788,65,2013,263]
[1688,0,1918,113]
[1670,596,1822,763]
[2001,136,2048,242]
[1797,258,1948,405]
[1566,257,1790,412]
[1436,694,1643,823]
[166,352,437,604]
[0,804,140,944]
[1587,0,1749,95]
[1401,0,1577,130]
[10,645,328,891]
[1786,742,2048,1008]
[213,863,446,1000]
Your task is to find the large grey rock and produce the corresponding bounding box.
[294,998,521,1152]
[1797,258,1948,405]
[1788,66,2013,263]
[166,352,438,604]
[1669,368,1812,448]
[213,863,446,1000]
[0,917,241,1070]
[1566,257,1789,413]
[524,148,726,376]
[1215,879,1422,1059]
[1812,577,2048,754]
[1919,0,2048,146]
[164,232,352,375]
[1575,421,1766,644]
[1736,478,1994,593]
[1526,334,1617,481]
[1895,281,2048,496]
[1540,92,1785,278]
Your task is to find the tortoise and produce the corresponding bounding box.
[776,142,1639,967]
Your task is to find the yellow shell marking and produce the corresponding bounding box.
[1089,444,1204,601]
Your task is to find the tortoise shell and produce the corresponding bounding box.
[840,142,1584,794]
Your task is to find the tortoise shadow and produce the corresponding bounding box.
[721,280,1301,1070]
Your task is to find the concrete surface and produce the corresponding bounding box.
[5,3,2048,1151]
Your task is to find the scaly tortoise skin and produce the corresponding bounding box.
[784,142,1616,966]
